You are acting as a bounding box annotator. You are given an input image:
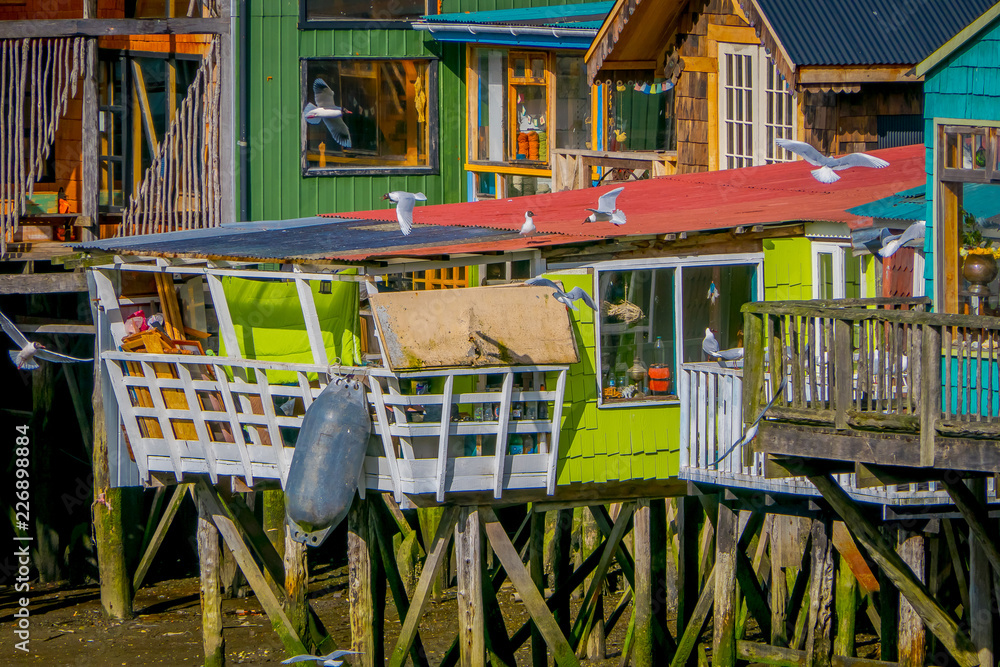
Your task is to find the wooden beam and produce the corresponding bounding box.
[597,59,657,70]
[736,640,899,666]
[669,566,716,667]
[941,478,1000,581]
[0,272,88,294]
[389,506,460,667]
[0,17,230,38]
[133,483,188,591]
[481,507,580,667]
[807,473,980,667]
[797,66,919,85]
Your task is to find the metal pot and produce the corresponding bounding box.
[963,252,999,297]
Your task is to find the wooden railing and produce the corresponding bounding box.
[551,148,677,191]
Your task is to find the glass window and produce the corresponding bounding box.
[509,52,549,164]
[597,262,758,406]
[556,56,592,151]
[606,81,675,152]
[303,0,427,23]
[504,174,551,198]
[475,49,507,162]
[302,59,436,175]
[130,0,199,18]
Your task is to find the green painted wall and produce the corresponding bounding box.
[763,237,813,300]
[545,274,679,486]
[922,16,1000,299]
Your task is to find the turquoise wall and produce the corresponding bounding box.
[922,16,1000,299]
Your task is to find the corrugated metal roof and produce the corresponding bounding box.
[750,0,996,66]
[424,2,613,27]
[847,183,1000,221]
[77,144,923,264]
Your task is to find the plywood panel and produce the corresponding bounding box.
[369,285,579,371]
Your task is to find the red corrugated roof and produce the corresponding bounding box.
[325,144,924,246]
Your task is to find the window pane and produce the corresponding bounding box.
[475,50,507,162]
[817,253,834,300]
[680,265,755,363]
[505,174,551,197]
[598,268,676,403]
[555,56,591,150]
[606,81,676,152]
[512,83,547,162]
[304,0,426,21]
[303,59,433,172]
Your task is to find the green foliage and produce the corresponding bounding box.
[962,208,993,249]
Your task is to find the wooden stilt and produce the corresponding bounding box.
[481,506,580,667]
[195,487,225,667]
[878,564,899,661]
[942,518,971,614]
[262,489,286,591]
[552,508,574,636]
[456,507,485,667]
[807,473,980,667]
[133,482,188,591]
[897,530,925,667]
[833,553,857,658]
[389,506,460,667]
[418,507,448,602]
[805,517,834,667]
[670,566,716,667]
[676,496,701,634]
[714,500,738,667]
[635,498,654,667]
[284,533,309,644]
[582,506,605,659]
[530,507,547,667]
[349,497,384,667]
[771,515,790,648]
[650,499,669,653]
[482,564,517,667]
[967,480,993,667]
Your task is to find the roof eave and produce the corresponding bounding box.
[915,1,1000,77]
[414,21,598,48]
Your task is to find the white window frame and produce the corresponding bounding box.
[718,43,796,169]
[811,242,871,300]
[591,253,764,409]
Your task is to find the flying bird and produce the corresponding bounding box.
[879,221,926,258]
[519,211,536,237]
[524,277,598,311]
[852,226,891,256]
[776,138,889,184]
[304,78,352,149]
[282,650,361,666]
[711,375,788,465]
[0,308,92,371]
[584,186,626,226]
[382,191,427,236]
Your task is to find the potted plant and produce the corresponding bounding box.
[961,210,1000,296]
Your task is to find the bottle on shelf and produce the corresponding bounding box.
[649,336,672,396]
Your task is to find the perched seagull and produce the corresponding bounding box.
[702,327,720,359]
[711,376,788,465]
[0,308,92,371]
[776,138,889,184]
[879,221,926,258]
[583,186,626,226]
[519,211,536,237]
[382,191,427,236]
[524,277,598,311]
[304,79,352,149]
[282,650,361,667]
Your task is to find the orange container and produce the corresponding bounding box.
[648,365,672,394]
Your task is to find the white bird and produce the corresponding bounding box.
[702,328,720,358]
[776,138,889,184]
[711,376,788,465]
[0,308,92,371]
[583,186,626,225]
[520,211,536,237]
[282,650,361,666]
[304,79,352,149]
[879,221,926,258]
[524,277,598,311]
[709,347,745,368]
[382,191,427,236]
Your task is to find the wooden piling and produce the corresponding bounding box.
[897,530,925,667]
[530,507,547,667]
[805,517,834,667]
[833,553,857,659]
[456,507,485,667]
[552,508,574,636]
[967,480,993,667]
[196,489,225,667]
[284,532,309,643]
[262,489,286,590]
[582,506,605,659]
[713,500,738,666]
[676,496,701,634]
[349,496,384,667]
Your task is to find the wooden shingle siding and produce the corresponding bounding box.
[763,237,812,301]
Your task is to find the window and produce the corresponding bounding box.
[605,81,675,152]
[718,43,795,168]
[811,243,867,300]
[409,267,469,290]
[596,260,759,406]
[302,0,429,26]
[555,56,591,151]
[301,58,437,175]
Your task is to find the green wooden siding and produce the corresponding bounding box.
[545,273,679,486]
[763,238,813,300]
[922,16,1000,299]
[441,0,582,12]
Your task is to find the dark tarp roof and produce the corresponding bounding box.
[751,0,997,66]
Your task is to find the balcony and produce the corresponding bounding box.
[551,148,677,191]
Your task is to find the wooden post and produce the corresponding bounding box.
[583,507,605,659]
[285,532,309,644]
[195,489,225,667]
[418,507,448,602]
[676,496,701,634]
[805,517,834,667]
[968,481,993,667]
[898,530,926,667]
[349,497,384,667]
[833,553,857,658]
[552,508,574,635]
[530,507,547,667]
[713,501,738,666]
[262,489,286,590]
[650,499,669,655]
[634,498,653,667]
[456,507,485,667]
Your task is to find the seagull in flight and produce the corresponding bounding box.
[382,191,427,236]
[711,376,788,465]
[525,277,597,311]
[0,308,92,371]
[519,211,536,237]
[776,139,889,184]
[304,79,352,149]
[879,221,925,258]
[282,650,361,666]
[584,186,626,225]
